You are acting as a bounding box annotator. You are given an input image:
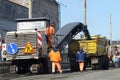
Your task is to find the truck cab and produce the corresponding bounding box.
[17,18,49,31]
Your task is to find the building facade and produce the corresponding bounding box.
[0,0,28,41]
[0,0,59,42]
[8,0,30,7]
[32,0,59,31]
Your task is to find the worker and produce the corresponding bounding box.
[48,47,62,74]
[46,22,55,48]
[108,52,111,60]
[76,48,86,72]
[114,46,119,55]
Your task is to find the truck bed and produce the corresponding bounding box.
[68,37,107,56]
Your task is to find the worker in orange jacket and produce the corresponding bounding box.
[49,47,62,74]
[46,23,55,48]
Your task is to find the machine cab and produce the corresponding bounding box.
[16,17,50,31]
[5,17,50,60]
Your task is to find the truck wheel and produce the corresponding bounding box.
[15,66,19,73]
[103,55,109,70]
[15,65,29,74]
[70,62,79,71]
[91,64,96,70]
[114,62,119,68]
[92,63,99,70]
[39,57,49,74]
[98,56,103,70]
[37,64,43,74]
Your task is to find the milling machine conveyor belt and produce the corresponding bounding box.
[54,22,90,52]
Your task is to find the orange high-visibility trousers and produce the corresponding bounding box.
[78,62,84,72]
[52,62,62,73]
[47,35,53,48]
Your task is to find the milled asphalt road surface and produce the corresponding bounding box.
[9,68,120,80]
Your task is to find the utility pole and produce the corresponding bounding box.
[110,13,112,54]
[58,2,67,28]
[84,0,87,25]
[28,0,32,18]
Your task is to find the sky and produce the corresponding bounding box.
[56,0,120,40]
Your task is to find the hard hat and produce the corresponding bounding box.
[51,22,55,27]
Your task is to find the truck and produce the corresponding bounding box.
[5,18,50,74]
[5,17,91,74]
[68,35,109,71]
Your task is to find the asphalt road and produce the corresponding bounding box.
[1,68,120,80]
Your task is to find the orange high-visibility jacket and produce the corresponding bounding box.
[49,50,62,62]
[46,26,55,35]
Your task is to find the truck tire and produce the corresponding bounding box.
[37,64,43,74]
[40,57,49,74]
[15,65,30,74]
[70,62,79,71]
[103,55,109,70]
[114,62,119,68]
[98,55,109,70]
[98,56,103,70]
[92,63,99,70]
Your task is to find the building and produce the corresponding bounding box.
[8,0,30,7]
[32,0,59,31]
[0,0,28,41]
[0,0,59,42]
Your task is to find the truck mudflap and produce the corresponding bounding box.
[55,22,90,51]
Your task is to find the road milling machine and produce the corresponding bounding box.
[5,17,91,74]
